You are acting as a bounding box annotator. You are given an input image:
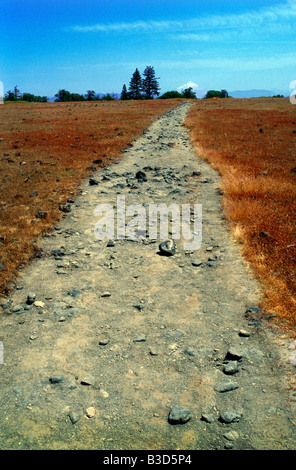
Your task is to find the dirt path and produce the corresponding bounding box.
[0,102,295,450]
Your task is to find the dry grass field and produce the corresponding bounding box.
[186,97,296,329]
[0,99,182,298]
[1,97,296,332]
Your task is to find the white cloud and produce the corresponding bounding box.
[177,81,207,98]
[173,33,211,41]
[177,81,200,91]
[69,1,296,35]
[71,20,183,33]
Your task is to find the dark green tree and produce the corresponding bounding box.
[4,90,18,101]
[101,93,115,101]
[71,93,86,101]
[22,92,35,102]
[14,85,21,99]
[181,87,196,99]
[142,66,160,99]
[85,90,96,101]
[205,90,229,99]
[120,84,129,100]
[55,89,73,102]
[22,93,48,102]
[128,68,143,100]
[4,85,21,101]
[205,90,219,99]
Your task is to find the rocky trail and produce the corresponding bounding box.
[0,102,296,450]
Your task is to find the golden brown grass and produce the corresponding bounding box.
[0,99,182,299]
[186,97,296,330]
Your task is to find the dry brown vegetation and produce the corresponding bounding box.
[2,97,296,331]
[186,97,296,329]
[0,99,182,298]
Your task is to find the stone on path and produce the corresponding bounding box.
[214,379,239,393]
[168,405,192,425]
[159,239,176,256]
[219,410,242,423]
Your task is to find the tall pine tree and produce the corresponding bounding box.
[128,68,143,100]
[120,84,128,100]
[142,66,160,99]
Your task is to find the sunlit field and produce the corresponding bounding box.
[0,99,182,298]
[2,96,296,331]
[186,97,296,329]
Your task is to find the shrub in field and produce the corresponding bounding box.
[205,89,229,99]
[159,91,182,99]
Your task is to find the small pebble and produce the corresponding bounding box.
[99,338,109,346]
[191,259,203,267]
[159,239,176,256]
[219,410,242,423]
[12,305,24,313]
[26,293,36,305]
[223,361,239,375]
[85,407,96,418]
[239,329,250,337]
[224,430,239,441]
[49,375,64,384]
[81,376,96,386]
[225,348,244,361]
[201,414,214,423]
[149,348,158,356]
[214,379,239,393]
[134,334,146,342]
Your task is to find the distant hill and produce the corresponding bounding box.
[229,89,289,98]
[176,83,290,100]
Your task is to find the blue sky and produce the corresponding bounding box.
[1,0,296,97]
